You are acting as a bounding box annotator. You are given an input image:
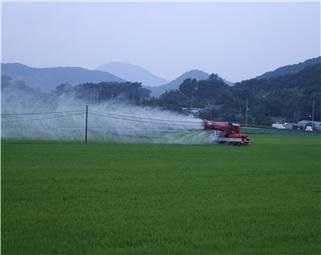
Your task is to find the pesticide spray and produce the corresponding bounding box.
[1,86,216,144]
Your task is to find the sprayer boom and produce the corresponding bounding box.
[203,119,251,145]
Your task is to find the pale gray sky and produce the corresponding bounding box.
[2,2,320,82]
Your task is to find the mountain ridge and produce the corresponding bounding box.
[256,56,321,80]
[147,69,231,97]
[1,63,124,92]
[96,62,167,87]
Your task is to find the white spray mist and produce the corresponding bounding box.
[2,87,216,144]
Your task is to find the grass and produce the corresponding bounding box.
[2,134,320,254]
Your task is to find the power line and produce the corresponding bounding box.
[1,110,84,116]
[1,107,204,143]
[88,127,197,132]
[89,110,200,123]
[39,127,85,131]
[89,110,201,125]
[89,112,200,127]
[1,109,200,124]
[1,113,84,123]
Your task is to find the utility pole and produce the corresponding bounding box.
[312,100,315,122]
[245,98,248,128]
[85,105,88,144]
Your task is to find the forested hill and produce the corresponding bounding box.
[148,64,321,124]
[147,69,211,97]
[255,56,321,80]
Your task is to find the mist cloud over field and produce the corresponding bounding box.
[1,84,214,144]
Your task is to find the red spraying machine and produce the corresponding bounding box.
[203,119,251,145]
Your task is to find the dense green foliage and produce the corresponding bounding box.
[231,64,321,124]
[149,64,321,124]
[56,81,151,104]
[2,134,320,254]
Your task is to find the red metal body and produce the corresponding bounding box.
[203,119,251,145]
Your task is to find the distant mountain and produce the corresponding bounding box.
[148,69,210,97]
[96,62,168,87]
[1,63,124,92]
[147,69,230,97]
[256,56,321,80]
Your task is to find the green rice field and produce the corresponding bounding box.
[2,133,320,254]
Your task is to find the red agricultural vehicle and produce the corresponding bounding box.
[203,119,251,145]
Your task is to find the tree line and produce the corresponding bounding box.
[144,64,321,125]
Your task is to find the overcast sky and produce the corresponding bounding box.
[2,2,320,82]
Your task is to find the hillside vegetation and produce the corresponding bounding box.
[148,64,321,124]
